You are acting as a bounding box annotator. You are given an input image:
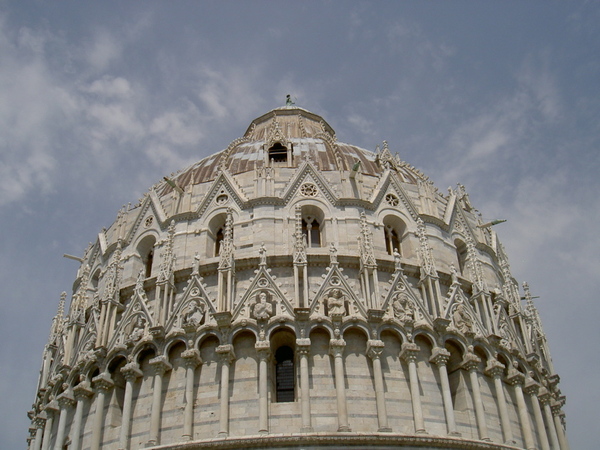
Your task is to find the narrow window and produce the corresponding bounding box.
[145,249,154,278]
[215,227,224,257]
[455,239,468,275]
[384,226,400,255]
[268,142,288,163]
[302,218,321,248]
[275,346,295,402]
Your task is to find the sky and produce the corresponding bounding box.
[1,1,598,448]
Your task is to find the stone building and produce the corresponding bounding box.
[28,104,569,449]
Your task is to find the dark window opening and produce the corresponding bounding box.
[275,346,295,402]
[145,249,154,278]
[215,227,224,257]
[302,219,321,248]
[455,240,468,275]
[268,142,288,163]
[384,227,400,255]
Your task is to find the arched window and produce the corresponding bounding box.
[302,217,321,248]
[455,239,468,275]
[208,213,230,258]
[215,227,224,257]
[384,226,400,255]
[268,142,288,163]
[137,235,156,278]
[275,346,295,402]
[382,215,406,256]
[145,249,154,278]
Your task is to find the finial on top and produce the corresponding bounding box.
[286,94,295,106]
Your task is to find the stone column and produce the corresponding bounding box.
[41,403,57,450]
[148,356,172,446]
[119,362,142,450]
[329,338,351,432]
[367,339,391,432]
[539,388,560,450]
[461,352,490,441]
[54,391,75,450]
[181,349,202,441]
[256,340,271,435]
[430,347,459,436]
[71,381,93,450]
[400,342,426,434]
[90,373,113,450]
[296,338,312,432]
[506,370,535,450]
[484,359,514,445]
[32,417,45,450]
[216,344,235,437]
[524,380,550,450]
[551,404,570,450]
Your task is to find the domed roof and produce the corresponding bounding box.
[157,106,423,196]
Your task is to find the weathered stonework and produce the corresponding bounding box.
[28,105,568,449]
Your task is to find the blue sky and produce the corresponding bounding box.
[1,1,598,448]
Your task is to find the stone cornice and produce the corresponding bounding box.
[151,432,525,450]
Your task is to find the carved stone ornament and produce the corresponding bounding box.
[300,182,318,197]
[252,291,274,320]
[325,288,347,318]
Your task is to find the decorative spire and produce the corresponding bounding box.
[103,240,123,301]
[293,206,307,264]
[218,208,235,270]
[157,220,176,284]
[359,212,376,267]
[48,292,67,346]
[416,218,436,278]
[466,235,485,293]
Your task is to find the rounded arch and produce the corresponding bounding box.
[164,337,189,356]
[230,325,260,344]
[378,323,408,344]
[381,213,408,256]
[413,329,438,349]
[453,237,468,275]
[132,342,158,364]
[266,322,298,341]
[340,321,371,340]
[307,322,335,340]
[105,349,129,369]
[194,329,221,350]
[136,233,157,278]
[472,340,495,362]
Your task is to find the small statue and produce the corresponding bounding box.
[393,248,402,272]
[453,304,473,334]
[259,242,267,266]
[450,264,459,285]
[286,94,295,106]
[326,288,346,317]
[128,315,146,342]
[183,299,205,327]
[329,242,338,265]
[192,253,201,276]
[392,292,415,322]
[253,292,273,320]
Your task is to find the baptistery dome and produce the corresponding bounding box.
[28,104,569,450]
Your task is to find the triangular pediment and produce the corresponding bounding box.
[280,161,339,205]
[309,264,366,319]
[443,288,487,338]
[370,170,420,221]
[196,171,248,218]
[165,274,216,335]
[382,270,433,326]
[232,265,294,322]
[109,285,154,349]
[124,190,168,244]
